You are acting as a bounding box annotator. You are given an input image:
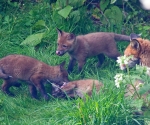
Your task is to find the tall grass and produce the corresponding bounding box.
[0,1,149,125]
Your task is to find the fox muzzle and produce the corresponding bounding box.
[56,50,65,56]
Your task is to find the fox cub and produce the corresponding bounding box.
[0,54,69,100]
[124,33,150,67]
[56,29,130,72]
[53,79,103,99]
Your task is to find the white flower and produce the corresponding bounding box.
[146,67,150,76]
[117,55,133,70]
[114,73,124,88]
[124,60,129,65]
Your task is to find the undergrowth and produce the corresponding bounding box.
[0,1,150,125]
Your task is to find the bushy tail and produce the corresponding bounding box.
[114,34,130,41]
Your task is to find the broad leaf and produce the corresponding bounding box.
[58,5,73,19]
[20,33,44,47]
[103,6,122,24]
[111,0,117,4]
[129,99,144,111]
[33,20,46,27]
[138,84,150,95]
[69,10,80,24]
[100,0,109,11]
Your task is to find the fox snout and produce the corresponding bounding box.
[56,50,65,56]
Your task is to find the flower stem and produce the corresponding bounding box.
[126,66,141,99]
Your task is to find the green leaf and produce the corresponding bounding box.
[129,99,144,111]
[70,0,86,8]
[20,33,44,47]
[111,0,117,4]
[69,10,80,24]
[33,20,46,27]
[136,65,147,74]
[32,20,47,30]
[52,10,63,25]
[143,26,150,30]
[103,6,122,24]
[111,6,122,22]
[58,5,73,19]
[139,84,150,95]
[130,75,142,81]
[100,0,110,11]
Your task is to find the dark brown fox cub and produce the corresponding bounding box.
[0,55,69,100]
[56,29,130,72]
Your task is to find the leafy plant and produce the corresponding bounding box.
[0,0,150,124]
[115,56,150,118]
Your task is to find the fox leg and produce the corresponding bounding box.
[28,84,38,99]
[68,57,76,73]
[1,80,15,96]
[12,82,22,87]
[30,75,49,101]
[97,54,105,67]
[78,60,86,72]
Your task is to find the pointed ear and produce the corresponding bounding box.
[60,61,66,71]
[130,39,140,50]
[130,33,141,41]
[56,28,63,37]
[67,33,75,40]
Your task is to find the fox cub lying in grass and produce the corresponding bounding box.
[0,54,69,100]
[56,29,130,72]
[53,79,103,99]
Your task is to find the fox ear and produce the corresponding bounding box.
[67,33,75,40]
[130,33,141,41]
[130,39,140,50]
[56,28,63,37]
[59,61,66,71]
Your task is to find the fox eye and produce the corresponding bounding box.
[63,45,67,48]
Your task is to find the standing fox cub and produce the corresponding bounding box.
[53,79,103,99]
[56,29,130,72]
[0,55,69,100]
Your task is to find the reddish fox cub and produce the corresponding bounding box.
[53,79,103,98]
[56,29,130,72]
[0,55,69,100]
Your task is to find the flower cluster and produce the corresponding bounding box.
[114,73,124,88]
[146,67,150,76]
[116,55,132,70]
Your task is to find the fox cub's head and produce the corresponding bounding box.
[56,28,76,56]
[53,61,69,86]
[52,82,76,98]
[124,33,141,58]
[124,33,141,68]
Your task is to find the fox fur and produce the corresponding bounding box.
[124,34,150,67]
[125,79,150,100]
[56,29,130,72]
[124,34,150,112]
[0,54,69,100]
[53,79,103,98]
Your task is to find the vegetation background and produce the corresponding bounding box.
[0,0,150,124]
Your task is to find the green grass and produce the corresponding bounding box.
[0,1,150,125]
